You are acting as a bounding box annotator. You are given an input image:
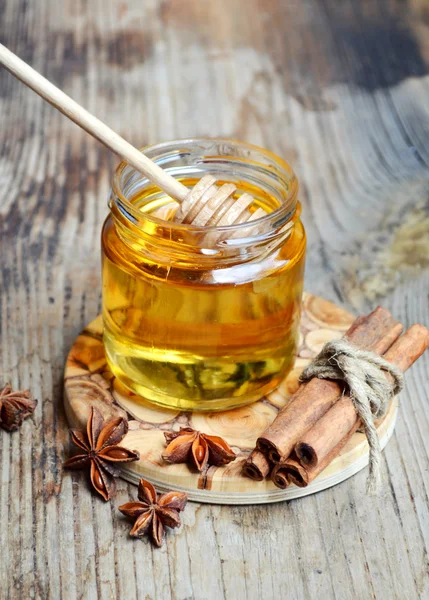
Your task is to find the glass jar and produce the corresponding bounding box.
[101,139,306,412]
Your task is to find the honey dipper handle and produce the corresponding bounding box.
[0,44,188,203]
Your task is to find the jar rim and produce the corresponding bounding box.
[111,137,299,233]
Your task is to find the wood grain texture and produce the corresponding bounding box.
[1,0,429,598]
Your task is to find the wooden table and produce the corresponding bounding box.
[1,1,428,598]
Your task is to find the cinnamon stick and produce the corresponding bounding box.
[242,449,271,481]
[294,397,357,469]
[256,307,403,463]
[294,324,429,470]
[272,423,360,488]
[272,324,429,489]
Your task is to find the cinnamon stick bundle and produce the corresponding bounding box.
[256,307,403,464]
[271,324,429,489]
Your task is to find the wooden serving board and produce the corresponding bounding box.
[64,293,397,504]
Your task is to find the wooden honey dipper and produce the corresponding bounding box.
[0,44,266,230]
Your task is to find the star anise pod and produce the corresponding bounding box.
[119,478,187,547]
[0,384,37,431]
[162,427,236,471]
[64,407,140,501]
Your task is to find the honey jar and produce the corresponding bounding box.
[101,139,306,411]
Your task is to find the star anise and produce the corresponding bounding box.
[119,478,187,547]
[162,427,236,471]
[0,384,37,431]
[64,407,140,501]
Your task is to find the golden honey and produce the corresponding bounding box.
[101,139,306,411]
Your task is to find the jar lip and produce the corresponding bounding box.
[111,137,299,233]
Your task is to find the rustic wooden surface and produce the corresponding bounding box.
[1,0,429,598]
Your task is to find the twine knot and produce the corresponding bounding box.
[300,339,404,493]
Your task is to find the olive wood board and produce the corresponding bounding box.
[64,293,398,504]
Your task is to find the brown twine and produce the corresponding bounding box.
[300,339,404,494]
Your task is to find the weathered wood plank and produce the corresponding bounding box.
[1,0,429,598]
